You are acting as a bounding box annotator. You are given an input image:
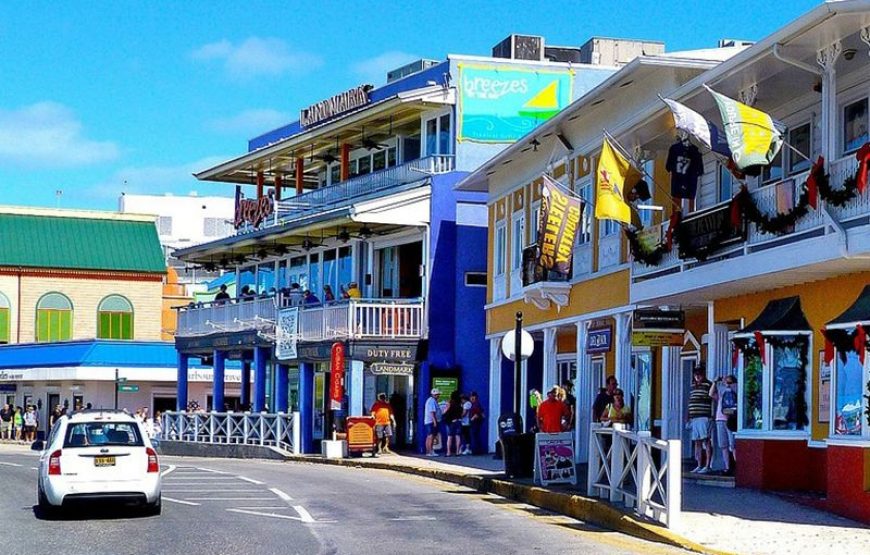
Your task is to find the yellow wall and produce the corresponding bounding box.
[714,271,870,441]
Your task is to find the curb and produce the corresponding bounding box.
[288,455,735,555]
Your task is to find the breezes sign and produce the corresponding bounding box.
[300,85,373,128]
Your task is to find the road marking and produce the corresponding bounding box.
[30,467,38,470]
[226,508,303,521]
[161,464,176,477]
[162,489,262,493]
[235,506,290,510]
[389,516,438,521]
[185,497,275,501]
[163,496,200,506]
[164,477,239,480]
[269,487,293,501]
[157,482,242,486]
[237,476,264,485]
[292,505,316,523]
[195,467,229,474]
[0,462,22,467]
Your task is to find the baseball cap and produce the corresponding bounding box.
[431,388,441,395]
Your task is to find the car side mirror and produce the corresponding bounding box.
[31,440,44,451]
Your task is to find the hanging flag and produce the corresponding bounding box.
[662,98,732,158]
[707,86,784,171]
[807,156,824,210]
[595,138,638,225]
[536,174,585,276]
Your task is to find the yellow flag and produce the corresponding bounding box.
[595,138,636,225]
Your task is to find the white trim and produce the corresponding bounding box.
[807,439,828,449]
[484,304,636,340]
[825,438,870,448]
[734,431,811,441]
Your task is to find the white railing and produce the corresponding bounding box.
[161,411,301,455]
[176,296,277,336]
[588,426,681,529]
[828,154,870,221]
[272,155,455,224]
[296,298,425,341]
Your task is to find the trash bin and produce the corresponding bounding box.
[500,417,535,480]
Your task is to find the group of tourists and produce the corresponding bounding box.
[212,281,364,308]
[531,381,577,433]
[688,366,737,475]
[0,404,38,442]
[423,388,486,457]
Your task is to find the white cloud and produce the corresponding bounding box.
[191,37,322,79]
[351,51,420,84]
[84,155,232,201]
[0,102,119,168]
[207,108,293,135]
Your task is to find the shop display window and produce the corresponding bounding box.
[832,350,868,437]
[771,344,806,431]
[843,97,868,154]
[742,353,764,430]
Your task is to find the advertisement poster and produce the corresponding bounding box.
[275,307,299,360]
[818,351,830,424]
[536,175,584,276]
[330,342,346,411]
[346,416,376,454]
[534,432,576,486]
[457,64,573,143]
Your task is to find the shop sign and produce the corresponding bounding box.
[345,416,376,454]
[633,309,685,330]
[370,363,414,376]
[586,326,612,354]
[297,343,335,361]
[234,196,274,229]
[350,343,418,363]
[0,383,16,392]
[187,369,242,383]
[631,330,684,347]
[300,84,373,128]
[0,371,24,381]
[676,202,745,261]
[329,342,345,411]
[432,377,458,401]
[534,432,577,486]
[276,307,299,360]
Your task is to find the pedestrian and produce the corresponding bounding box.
[460,394,472,455]
[593,376,618,422]
[563,380,576,429]
[0,404,12,440]
[443,391,463,456]
[341,282,362,299]
[49,405,63,429]
[287,283,304,306]
[600,389,632,426]
[710,374,738,475]
[322,284,336,303]
[424,388,442,457]
[214,284,231,304]
[13,406,23,441]
[23,405,38,442]
[468,391,485,455]
[370,393,395,455]
[688,366,714,474]
[303,289,321,306]
[537,385,570,433]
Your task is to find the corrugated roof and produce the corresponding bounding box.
[0,213,166,273]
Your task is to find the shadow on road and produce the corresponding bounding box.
[32,504,160,521]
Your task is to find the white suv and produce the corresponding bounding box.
[36,409,162,515]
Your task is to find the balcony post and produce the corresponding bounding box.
[212,349,226,412]
[176,352,189,411]
[295,157,304,196]
[299,362,315,453]
[274,174,283,201]
[253,346,268,412]
[817,42,841,162]
[340,143,350,181]
[240,359,251,409]
[575,320,591,463]
[275,363,289,413]
[256,171,264,199]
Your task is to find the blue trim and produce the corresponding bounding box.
[275,364,289,413]
[299,362,314,453]
[0,340,217,369]
[253,346,267,412]
[212,350,226,411]
[176,353,189,411]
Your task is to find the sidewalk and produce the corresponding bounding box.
[306,449,870,555]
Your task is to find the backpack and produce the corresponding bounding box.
[721,388,737,416]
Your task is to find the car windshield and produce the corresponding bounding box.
[63,421,144,448]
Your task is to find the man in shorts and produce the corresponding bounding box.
[370,393,395,455]
[0,404,12,440]
[424,389,442,456]
[687,367,713,473]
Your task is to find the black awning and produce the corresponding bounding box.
[827,284,870,327]
[739,296,810,333]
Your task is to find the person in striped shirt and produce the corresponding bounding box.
[687,367,714,473]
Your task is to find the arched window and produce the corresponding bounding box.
[0,292,10,344]
[36,293,73,343]
[97,295,134,340]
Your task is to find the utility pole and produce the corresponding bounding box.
[514,311,523,416]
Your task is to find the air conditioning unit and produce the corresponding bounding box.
[492,34,544,62]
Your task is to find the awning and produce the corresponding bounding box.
[827,285,870,329]
[737,296,810,334]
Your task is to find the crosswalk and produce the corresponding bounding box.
[160,465,317,522]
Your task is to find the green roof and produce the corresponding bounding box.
[0,213,166,274]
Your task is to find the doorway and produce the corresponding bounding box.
[680,356,697,459]
[313,370,326,441]
[376,241,423,299]
[153,396,176,415]
[363,371,414,447]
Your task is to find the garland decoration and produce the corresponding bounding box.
[817,164,859,207]
[624,210,680,267]
[734,181,812,236]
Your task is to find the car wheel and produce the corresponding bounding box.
[143,496,161,516]
[37,487,57,518]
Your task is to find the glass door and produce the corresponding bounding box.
[313,370,326,440]
[378,247,399,298]
[631,350,653,433]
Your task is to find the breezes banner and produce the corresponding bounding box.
[536,175,584,277]
[457,64,574,143]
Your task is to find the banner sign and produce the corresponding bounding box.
[534,432,577,486]
[330,342,345,411]
[586,326,612,354]
[275,307,299,360]
[0,383,16,392]
[676,202,746,261]
[234,195,274,229]
[457,64,573,143]
[537,175,584,276]
[370,363,415,376]
[348,343,418,363]
[346,416,376,454]
[633,309,685,330]
[631,330,684,347]
[300,84,373,128]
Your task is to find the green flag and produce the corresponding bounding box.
[707,86,783,170]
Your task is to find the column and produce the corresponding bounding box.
[542,327,558,390]
[240,360,251,410]
[707,301,716,380]
[575,321,591,462]
[615,312,634,406]
[274,174,283,201]
[212,350,226,412]
[661,346,683,440]
[299,362,314,454]
[417,360,431,454]
[340,143,350,181]
[349,360,364,416]
[253,346,267,412]
[176,353,189,411]
[488,338,501,452]
[295,157,304,196]
[256,171,264,199]
[817,42,841,162]
[275,363,289,413]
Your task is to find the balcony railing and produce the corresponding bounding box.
[175,296,426,341]
[272,154,454,225]
[632,159,870,280]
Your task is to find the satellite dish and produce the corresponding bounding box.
[501,330,534,361]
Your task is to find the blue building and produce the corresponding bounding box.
[173,35,626,453]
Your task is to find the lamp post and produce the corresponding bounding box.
[500,311,534,431]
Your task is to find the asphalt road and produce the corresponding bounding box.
[0,445,690,555]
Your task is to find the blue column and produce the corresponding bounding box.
[417,360,431,454]
[275,364,289,413]
[212,350,226,411]
[240,360,251,410]
[253,346,267,412]
[176,353,189,411]
[299,362,314,454]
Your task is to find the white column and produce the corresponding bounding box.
[488,338,501,452]
[817,42,841,162]
[661,346,683,440]
[615,312,633,405]
[542,327,558,389]
[706,301,716,380]
[575,320,592,462]
[349,360,364,416]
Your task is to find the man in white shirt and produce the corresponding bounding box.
[424,389,442,457]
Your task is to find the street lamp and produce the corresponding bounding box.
[500,311,534,430]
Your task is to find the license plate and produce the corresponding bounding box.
[94,456,116,467]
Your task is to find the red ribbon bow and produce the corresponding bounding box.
[807,156,824,210]
[855,324,866,365]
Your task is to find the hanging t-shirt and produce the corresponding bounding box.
[666,141,704,199]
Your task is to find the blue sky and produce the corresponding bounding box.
[0,0,821,210]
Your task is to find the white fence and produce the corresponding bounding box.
[176,296,277,336]
[297,298,425,341]
[587,426,681,529]
[161,411,300,455]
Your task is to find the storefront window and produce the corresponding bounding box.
[771,344,806,431]
[843,98,868,154]
[439,114,451,155]
[257,263,275,294]
[372,150,387,172]
[357,156,371,175]
[338,246,353,291]
[425,118,438,157]
[788,123,811,174]
[308,253,320,294]
[288,256,306,289]
[323,249,337,296]
[277,259,287,290]
[742,353,764,430]
[834,351,864,436]
[239,266,255,293]
[632,351,653,433]
[329,164,341,185]
[36,292,73,343]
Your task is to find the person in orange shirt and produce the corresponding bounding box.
[370,393,396,454]
[537,386,570,433]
